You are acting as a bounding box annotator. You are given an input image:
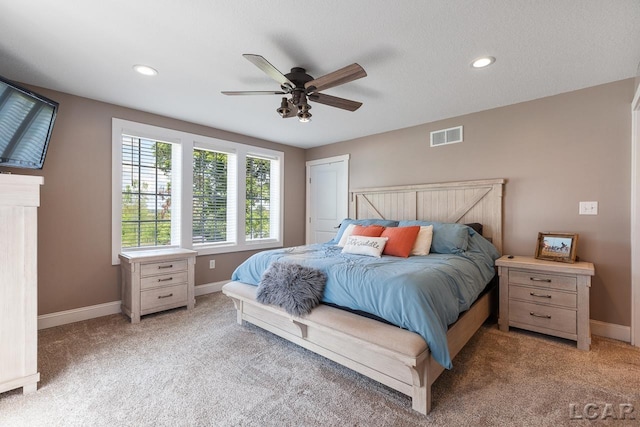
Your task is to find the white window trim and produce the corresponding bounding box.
[112,118,284,265]
[245,151,282,246]
[192,143,238,249]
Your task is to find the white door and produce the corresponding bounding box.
[306,155,349,244]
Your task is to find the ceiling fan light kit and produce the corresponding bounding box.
[222,54,366,122]
[297,104,312,123]
[277,97,291,117]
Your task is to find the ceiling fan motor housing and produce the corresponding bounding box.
[283,67,314,89]
[282,67,315,108]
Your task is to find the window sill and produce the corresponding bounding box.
[194,241,282,256]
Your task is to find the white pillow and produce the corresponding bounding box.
[341,235,388,258]
[410,225,433,256]
[337,224,356,247]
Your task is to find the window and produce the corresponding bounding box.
[245,155,280,241]
[121,136,174,248]
[112,119,283,264]
[192,148,236,246]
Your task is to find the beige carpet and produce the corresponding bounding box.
[1,292,639,426]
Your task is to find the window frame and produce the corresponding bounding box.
[245,152,281,243]
[120,135,178,249]
[191,146,236,248]
[112,118,284,265]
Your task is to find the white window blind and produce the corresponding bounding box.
[192,148,237,246]
[121,135,175,248]
[246,154,280,241]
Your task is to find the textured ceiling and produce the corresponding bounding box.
[1,1,639,148]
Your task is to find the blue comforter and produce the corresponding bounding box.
[231,230,499,369]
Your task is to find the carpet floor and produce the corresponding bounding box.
[0,292,639,426]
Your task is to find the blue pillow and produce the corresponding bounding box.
[398,220,470,254]
[328,218,399,245]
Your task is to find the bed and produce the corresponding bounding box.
[222,179,504,414]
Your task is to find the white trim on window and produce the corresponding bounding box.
[192,146,237,249]
[245,152,282,243]
[111,118,284,264]
[111,121,123,265]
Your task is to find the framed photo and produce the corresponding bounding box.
[535,232,578,263]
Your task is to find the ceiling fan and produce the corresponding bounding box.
[222,54,367,122]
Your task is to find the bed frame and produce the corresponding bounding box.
[223,178,505,414]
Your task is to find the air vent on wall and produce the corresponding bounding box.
[430,126,463,147]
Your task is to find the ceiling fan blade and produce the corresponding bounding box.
[304,63,366,94]
[221,91,286,95]
[243,54,294,89]
[308,93,362,111]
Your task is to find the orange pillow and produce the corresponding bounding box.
[351,224,385,237]
[380,226,421,257]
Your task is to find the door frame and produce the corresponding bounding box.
[632,83,640,346]
[305,154,350,244]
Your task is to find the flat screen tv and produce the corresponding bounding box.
[0,75,58,169]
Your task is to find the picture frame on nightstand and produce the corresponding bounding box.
[535,232,578,263]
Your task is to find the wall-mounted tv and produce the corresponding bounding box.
[0,75,58,169]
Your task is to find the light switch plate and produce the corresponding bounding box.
[579,201,598,215]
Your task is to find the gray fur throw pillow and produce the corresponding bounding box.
[256,262,327,317]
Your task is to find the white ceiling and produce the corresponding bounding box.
[1,1,639,149]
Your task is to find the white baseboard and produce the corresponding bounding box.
[38,301,122,330]
[195,280,229,296]
[38,294,631,343]
[590,319,631,343]
[38,281,230,330]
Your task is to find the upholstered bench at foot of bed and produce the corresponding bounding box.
[222,280,434,414]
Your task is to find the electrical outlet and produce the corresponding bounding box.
[579,201,598,215]
[209,259,216,269]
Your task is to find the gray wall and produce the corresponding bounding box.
[1,78,634,328]
[307,78,634,327]
[0,87,307,315]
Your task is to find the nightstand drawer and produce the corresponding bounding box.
[141,271,188,290]
[141,284,188,311]
[141,259,188,277]
[509,300,576,335]
[509,285,577,309]
[509,270,576,292]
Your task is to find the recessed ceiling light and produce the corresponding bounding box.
[471,56,496,68]
[133,64,158,76]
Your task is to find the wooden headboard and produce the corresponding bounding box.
[350,179,505,254]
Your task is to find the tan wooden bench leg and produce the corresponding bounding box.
[228,297,243,325]
[409,361,431,414]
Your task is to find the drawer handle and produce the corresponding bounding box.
[158,264,174,269]
[529,292,552,298]
[530,277,551,283]
[158,293,174,299]
[158,277,173,282]
[530,312,551,319]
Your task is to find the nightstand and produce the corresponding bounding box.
[119,248,197,323]
[496,255,595,350]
